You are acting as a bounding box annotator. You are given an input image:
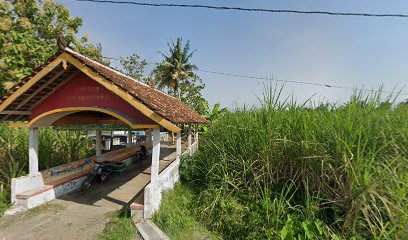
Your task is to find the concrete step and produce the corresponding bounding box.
[15,185,55,209]
[130,193,144,222]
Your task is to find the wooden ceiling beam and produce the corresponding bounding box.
[15,67,68,110]
[0,110,31,115]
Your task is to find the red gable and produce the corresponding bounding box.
[31,72,155,125]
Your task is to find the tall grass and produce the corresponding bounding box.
[154,183,222,240]
[181,86,408,239]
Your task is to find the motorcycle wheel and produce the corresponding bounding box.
[98,172,109,183]
[143,152,149,161]
[82,177,93,190]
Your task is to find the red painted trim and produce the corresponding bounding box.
[31,72,155,124]
[130,202,144,210]
[16,185,54,199]
[130,193,144,210]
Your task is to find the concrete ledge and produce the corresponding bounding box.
[16,187,55,209]
[135,220,170,240]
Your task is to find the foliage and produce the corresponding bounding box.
[203,102,228,122]
[39,128,94,170]
[0,123,28,190]
[97,210,137,240]
[0,0,108,94]
[119,53,148,82]
[180,76,208,115]
[200,102,228,132]
[179,86,408,239]
[153,183,222,240]
[154,38,198,99]
[0,192,8,216]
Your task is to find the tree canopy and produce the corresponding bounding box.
[120,53,148,82]
[0,0,107,94]
[154,38,198,99]
[153,38,210,115]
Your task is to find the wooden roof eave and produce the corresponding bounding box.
[0,56,63,113]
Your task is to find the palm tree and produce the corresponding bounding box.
[154,38,197,99]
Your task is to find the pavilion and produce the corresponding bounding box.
[0,47,208,215]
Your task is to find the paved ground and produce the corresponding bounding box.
[0,143,182,240]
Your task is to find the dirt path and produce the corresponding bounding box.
[0,144,180,240]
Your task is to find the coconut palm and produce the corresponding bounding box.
[154,38,197,99]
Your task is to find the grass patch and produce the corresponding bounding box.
[154,183,221,240]
[0,191,9,216]
[97,210,138,240]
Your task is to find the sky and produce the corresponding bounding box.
[58,0,408,108]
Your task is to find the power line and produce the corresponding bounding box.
[99,54,407,95]
[75,0,408,19]
[198,69,408,95]
[100,56,120,60]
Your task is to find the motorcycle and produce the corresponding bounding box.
[137,145,149,162]
[81,160,115,190]
[81,145,148,190]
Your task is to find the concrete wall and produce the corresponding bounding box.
[144,145,193,219]
[53,174,89,198]
[158,158,180,192]
[144,138,200,218]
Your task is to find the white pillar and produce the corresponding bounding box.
[195,128,199,147]
[146,129,152,143]
[29,127,39,176]
[151,128,160,185]
[127,130,132,144]
[110,131,114,150]
[96,130,102,156]
[188,125,192,156]
[176,131,181,159]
